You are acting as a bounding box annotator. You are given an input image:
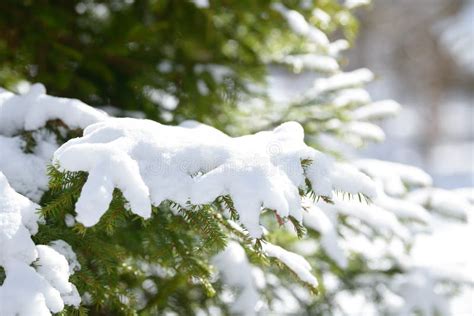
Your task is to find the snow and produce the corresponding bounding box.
[0,261,64,315]
[281,54,339,73]
[0,135,51,201]
[54,118,376,237]
[328,198,410,240]
[345,0,371,9]
[61,283,81,308]
[0,84,107,136]
[262,242,318,288]
[407,188,471,220]
[0,172,80,315]
[308,68,374,97]
[343,121,385,143]
[49,240,82,274]
[190,0,209,9]
[197,80,209,95]
[332,88,371,108]
[143,87,179,111]
[212,241,261,315]
[270,286,301,313]
[142,279,158,295]
[0,84,107,202]
[0,28,466,313]
[35,245,74,294]
[64,214,76,227]
[3,179,40,233]
[429,141,474,177]
[302,199,347,268]
[391,268,450,316]
[453,187,474,204]
[411,211,474,315]
[375,188,430,223]
[194,64,233,82]
[157,60,172,73]
[355,159,433,196]
[305,155,376,198]
[312,8,331,28]
[333,290,378,316]
[295,68,375,105]
[328,39,350,57]
[272,3,329,48]
[351,100,401,120]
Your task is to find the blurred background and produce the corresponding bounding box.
[349,1,473,314]
[349,0,473,190]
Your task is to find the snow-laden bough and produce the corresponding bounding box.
[0,84,107,201]
[53,118,376,238]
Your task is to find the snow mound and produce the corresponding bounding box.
[0,172,80,315]
[263,242,318,288]
[407,188,471,220]
[0,84,107,201]
[321,197,410,240]
[391,268,449,316]
[0,83,107,136]
[212,241,261,315]
[355,159,432,196]
[0,134,52,201]
[53,118,376,238]
[302,199,347,268]
[273,4,329,49]
[351,100,401,121]
[281,54,339,73]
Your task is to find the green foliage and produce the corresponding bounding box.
[35,159,321,314]
[0,1,371,314]
[0,0,358,131]
[37,168,222,314]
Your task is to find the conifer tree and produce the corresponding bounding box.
[0,1,471,315]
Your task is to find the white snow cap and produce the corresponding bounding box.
[310,68,374,96]
[302,199,347,268]
[272,3,329,49]
[0,172,80,315]
[319,197,410,240]
[351,100,401,121]
[407,188,471,220]
[49,239,82,274]
[0,134,51,201]
[345,0,371,9]
[281,54,339,73]
[212,241,261,315]
[0,83,107,136]
[0,84,107,201]
[262,242,318,288]
[355,159,432,196]
[53,118,376,238]
[7,82,126,220]
[391,268,450,316]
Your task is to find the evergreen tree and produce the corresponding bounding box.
[0,1,471,315]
